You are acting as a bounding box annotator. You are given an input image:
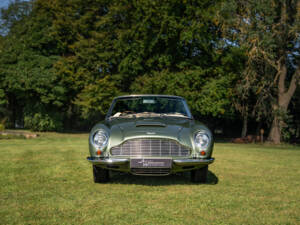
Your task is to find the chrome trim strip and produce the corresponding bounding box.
[87,157,214,166]
[173,158,214,166]
[87,157,129,165]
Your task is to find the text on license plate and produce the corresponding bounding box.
[130,158,172,168]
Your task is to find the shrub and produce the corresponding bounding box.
[24,113,63,132]
[0,123,4,131]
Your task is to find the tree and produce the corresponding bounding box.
[131,46,244,122]
[0,0,67,130]
[52,0,230,121]
[220,0,300,143]
[0,0,33,35]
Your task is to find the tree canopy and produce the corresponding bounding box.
[0,0,299,143]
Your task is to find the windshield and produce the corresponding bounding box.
[108,96,191,118]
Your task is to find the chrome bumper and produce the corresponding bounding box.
[87,157,129,165]
[173,158,214,166]
[87,157,214,166]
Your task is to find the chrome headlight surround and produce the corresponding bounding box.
[92,129,109,149]
[194,131,210,150]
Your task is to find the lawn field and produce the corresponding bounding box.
[0,133,300,225]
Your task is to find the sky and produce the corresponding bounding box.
[0,0,30,9]
[0,0,11,9]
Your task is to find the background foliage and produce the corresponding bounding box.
[0,0,299,142]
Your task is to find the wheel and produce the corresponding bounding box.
[93,165,109,183]
[191,165,208,183]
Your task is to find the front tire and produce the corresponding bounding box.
[191,165,208,183]
[93,165,109,183]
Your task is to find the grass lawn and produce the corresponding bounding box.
[0,133,299,225]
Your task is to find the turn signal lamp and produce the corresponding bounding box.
[96,150,102,155]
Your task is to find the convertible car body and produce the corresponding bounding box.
[87,95,214,183]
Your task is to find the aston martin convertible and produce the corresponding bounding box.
[87,95,214,183]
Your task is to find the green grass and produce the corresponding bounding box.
[1,133,300,225]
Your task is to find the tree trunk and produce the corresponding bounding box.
[268,63,299,144]
[268,114,281,144]
[8,94,16,128]
[241,111,248,138]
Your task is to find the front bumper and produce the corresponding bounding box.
[173,158,214,165]
[87,157,214,166]
[87,157,129,165]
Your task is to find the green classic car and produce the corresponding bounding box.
[87,95,214,183]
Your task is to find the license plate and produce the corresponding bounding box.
[130,158,172,168]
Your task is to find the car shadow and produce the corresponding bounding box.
[109,170,218,186]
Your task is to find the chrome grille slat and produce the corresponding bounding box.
[131,168,170,175]
[110,138,190,157]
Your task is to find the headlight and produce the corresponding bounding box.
[194,132,210,149]
[93,130,108,148]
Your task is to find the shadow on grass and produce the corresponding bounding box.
[109,170,218,186]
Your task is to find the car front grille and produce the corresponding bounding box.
[110,138,190,157]
[130,168,171,176]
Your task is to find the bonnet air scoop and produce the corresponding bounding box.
[135,121,166,127]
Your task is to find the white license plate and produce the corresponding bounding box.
[130,159,172,168]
